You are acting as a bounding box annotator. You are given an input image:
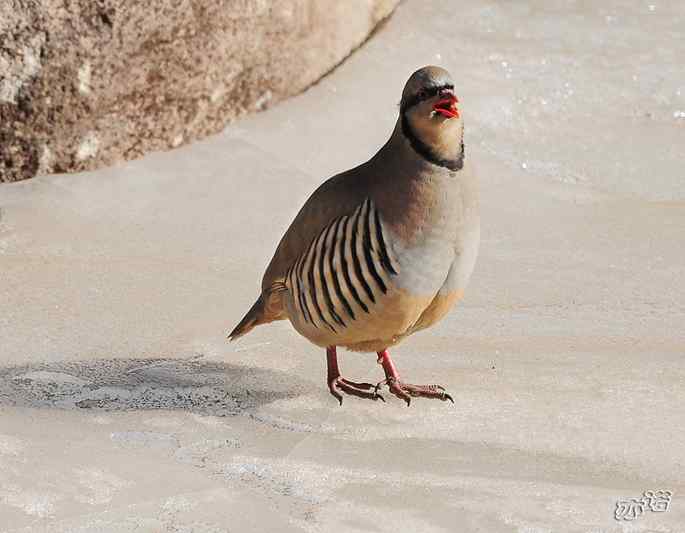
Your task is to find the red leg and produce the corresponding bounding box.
[376,349,454,406]
[326,346,384,405]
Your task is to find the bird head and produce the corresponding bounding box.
[399,66,464,168]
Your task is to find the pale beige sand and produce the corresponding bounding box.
[1,1,684,531]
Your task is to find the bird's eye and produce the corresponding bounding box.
[417,89,427,100]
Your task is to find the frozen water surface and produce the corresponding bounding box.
[1,1,684,532]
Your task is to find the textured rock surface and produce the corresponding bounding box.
[0,0,398,182]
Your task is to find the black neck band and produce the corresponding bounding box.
[401,113,464,171]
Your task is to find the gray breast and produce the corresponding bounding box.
[391,171,480,297]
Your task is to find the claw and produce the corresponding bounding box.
[384,378,454,405]
[329,376,385,404]
[340,378,376,390]
[375,350,454,405]
[326,346,384,405]
[386,378,412,406]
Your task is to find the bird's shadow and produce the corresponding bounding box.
[0,357,308,416]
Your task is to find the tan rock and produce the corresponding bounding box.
[0,0,399,182]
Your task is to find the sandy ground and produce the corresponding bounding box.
[1,1,684,532]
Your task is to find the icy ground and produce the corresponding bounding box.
[1,1,684,531]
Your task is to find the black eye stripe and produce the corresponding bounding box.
[401,83,454,112]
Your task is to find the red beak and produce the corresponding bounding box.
[433,93,460,119]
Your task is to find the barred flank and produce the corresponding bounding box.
[285,198,398,331]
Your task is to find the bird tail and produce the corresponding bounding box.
[227,295,266,341]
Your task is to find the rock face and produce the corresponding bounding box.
[0,0,398,182]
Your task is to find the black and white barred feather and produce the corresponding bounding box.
[285,198,399,332]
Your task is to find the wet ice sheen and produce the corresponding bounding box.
[1,1,684,532]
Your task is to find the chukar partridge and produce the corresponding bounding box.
[229,66,480,405]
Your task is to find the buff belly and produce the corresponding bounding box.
[283,285,437,351]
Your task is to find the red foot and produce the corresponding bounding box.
[380,378,453,406]
[326,347,384,405]
[375,350,454,406]
[328,376,384,405]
